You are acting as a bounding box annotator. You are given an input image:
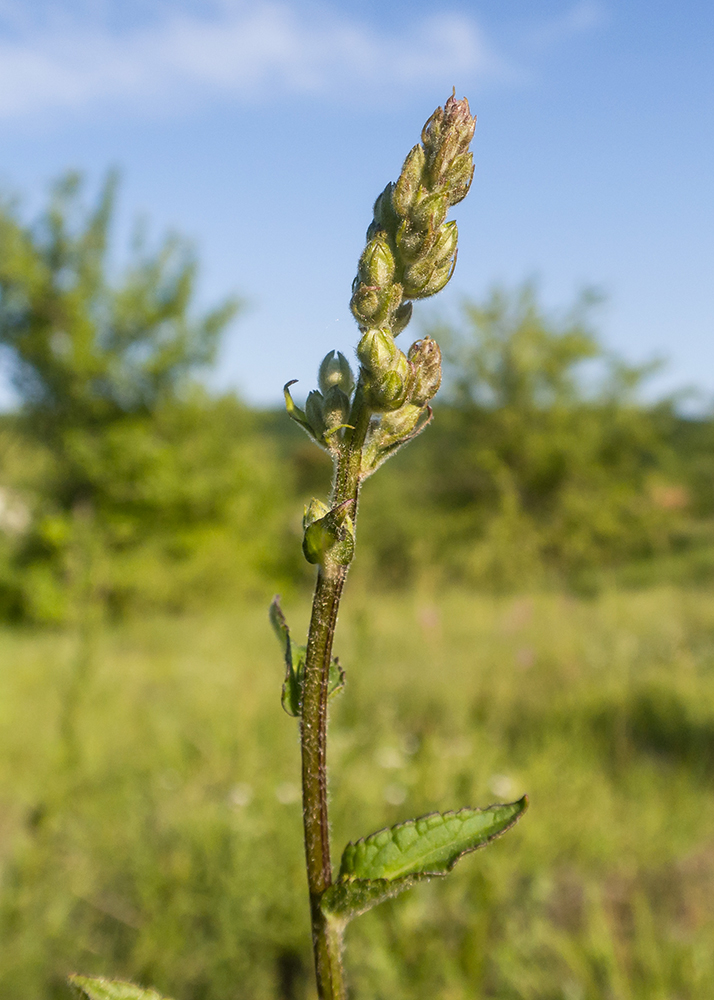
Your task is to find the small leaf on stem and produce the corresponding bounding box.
[270,597,345,717]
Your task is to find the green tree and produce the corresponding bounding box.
[427,283,684,585]
[0,173,287,621]
[354,284,688,590]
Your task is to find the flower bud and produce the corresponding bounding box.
[402,251,456,300]
[303,498,330,530]
[444,152,474,206]
[395,220,436,264]
[318,351,355,396]
[358,234,395,289]
[302,500,355,566]
[322,385,351,431]
[442,93,476,151]
[428,130,461,189]
[421,106,445,157]
[372,183,399,236]
[361,402,429,474]
[363,350,412,412]
[305,390,326,438]
[432,221,458,267]
[351,281,403,329]
[408,336,442,405]
[350,282,381,325]
[357,328,398,374]
[377,403,423,445]
[422,94,475,163]
[411,191,448,233]
[421,256,456,297]
[391,301,413,336]
[402,257,437,298]
[392,144,426,217]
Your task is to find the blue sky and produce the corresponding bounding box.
[0,0,711,406]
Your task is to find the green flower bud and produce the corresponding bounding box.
[357,327,398,374]
[372,183,399,235]
[408,336,442,405]
[377,402,423,444]
[402,249,456,299]
[302,500,355,566]
[305,390,326,438]
[395,220,437,264]
[363,350,412,412]
[303,497,330,531]
[358,234,396,288]
[351,280,403,329]
[421,94,476,205]
[318,351,355,396]
[402,257,437,298]
[391,301,413,336]
[350,282,381,325]
[411,191,448,233]
[381,282,404,324]
[432,221,458,267]
[421,256,456,297]
[444,152,474,206]
[361,401,431,475]
[322,385,351,431]
[392,145,426,217]
[422,93,476,165]
[421,107,444,157]
[428,130,461,189]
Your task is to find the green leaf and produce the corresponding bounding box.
[321,874,423,921]
[69,976,173,1000]
[340,798,527,880]
[270,597,345,717]
[322,798,527,922]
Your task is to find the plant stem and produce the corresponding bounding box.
[301,391,371,999]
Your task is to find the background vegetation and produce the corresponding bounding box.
[1,178,714,997]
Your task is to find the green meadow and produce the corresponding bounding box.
[3,178,714,999]
[2,584,714,999]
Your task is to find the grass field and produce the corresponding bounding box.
[1,584,714,999]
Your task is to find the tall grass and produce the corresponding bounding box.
[1,584,714,998]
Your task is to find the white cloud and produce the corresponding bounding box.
[0,1,514,121]
[525,1,607,52]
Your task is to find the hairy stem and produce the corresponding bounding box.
[301,389,371,999]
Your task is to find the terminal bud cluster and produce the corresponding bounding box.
[283,94,476,568]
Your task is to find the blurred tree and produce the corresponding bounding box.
[427,283,686,586]
[0,174,293,621]
[358,284,691,591]
[0,171,236,483]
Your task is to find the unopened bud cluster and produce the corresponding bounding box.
[351,93,474,335]
[283,95,475,567]
[283,350,356,454]
[350,93,474,413]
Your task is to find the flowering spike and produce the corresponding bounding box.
[350,92,475,346]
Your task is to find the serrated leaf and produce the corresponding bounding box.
[340,798,527,880]
[69,976,172,1000]
[322,798,527,922]
[270,597,345,717]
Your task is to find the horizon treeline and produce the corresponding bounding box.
[1,175,713,623]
